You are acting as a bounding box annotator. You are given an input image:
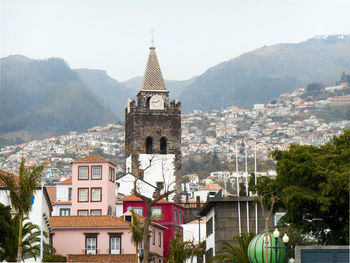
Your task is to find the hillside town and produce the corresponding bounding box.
[0,45,349,263]
[0,83,349,180]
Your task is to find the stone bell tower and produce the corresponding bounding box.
[125,46,181,201]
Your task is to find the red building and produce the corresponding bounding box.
[121,195,184,259]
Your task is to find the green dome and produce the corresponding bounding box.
[248,232,288,263]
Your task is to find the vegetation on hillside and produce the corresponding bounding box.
[0,56,116,147]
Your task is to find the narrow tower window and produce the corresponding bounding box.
[146,97,151,109]
[146,137,153,154]
[160,137,167,154]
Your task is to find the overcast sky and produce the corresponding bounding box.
[2,0,350,81]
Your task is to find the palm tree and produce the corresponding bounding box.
[209,232,255,263]
[128,209,144,263]
[168,233,192,263]
[188,240,206,263]
[0,158,46,262]
[0,216,52,262]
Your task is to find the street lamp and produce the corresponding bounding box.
[195,215,202,263]
[272,228,289,263]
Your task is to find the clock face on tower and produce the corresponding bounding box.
[149,95,164,110]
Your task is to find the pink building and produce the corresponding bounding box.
[71,156,116,216]
[121,195,184,259]
[51,214,165,262]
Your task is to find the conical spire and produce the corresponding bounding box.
[142,47,166,91]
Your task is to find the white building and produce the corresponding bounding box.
[182,217,206,263]
[0,171,52,262]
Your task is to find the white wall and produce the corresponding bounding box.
[206,207,215,256]
[182,220,206,263]
[56,184,71,202]
[121,154,176,199]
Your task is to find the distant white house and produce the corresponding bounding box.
[117,154,176,199]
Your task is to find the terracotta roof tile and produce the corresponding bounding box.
[50,215,130,228]
[46,186,56,203]
[0,169,18,186]
[58,177,72,184]
[120,195,168,203]
[120,195,142,201]
[72,155,116,166]
[202,183,234,196]
[54,201,71,205]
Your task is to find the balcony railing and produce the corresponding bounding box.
[83,248,99,255]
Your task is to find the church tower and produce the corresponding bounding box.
[125,46,181,200]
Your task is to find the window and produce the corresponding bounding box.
[127,206,143,216]
[206,218,213,237]
[108,205,113,216]
[85,234,97,254]
[274,212,286,226]
[68,188,72,201]
[109,167,115,182]
[156,182,164,191]
[160,137,167,154]
[152,230,155,245]
[146,137,153,154]
[91,210,101,216]
[78,166,89,180]
[78,210,88,216]
[179,210,182,224]
[109,234,121,254]
[125,215,132,222]
[151,207,162,219]
[91,188,102,202]
[174,208,177,222]
[60,208,70,216]
[158,232,161,247]
[78,188,89,202]
[91,166,102,180]
[146,97,151,109]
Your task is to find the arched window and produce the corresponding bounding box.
[160,137,167,154]
[146,97,151,109]
[146,137,153,154]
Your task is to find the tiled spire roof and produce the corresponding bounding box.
[142,47,166,91]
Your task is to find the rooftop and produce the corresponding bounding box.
[72,155,116,165]
[50,215,130,228]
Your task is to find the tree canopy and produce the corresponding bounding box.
[270,130,350,245]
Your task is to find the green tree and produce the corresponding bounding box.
[209,232,255,263]
[271,130,350,245]
[168,233,192,263]
[0,158,46,262]
[129,209,144,263]
[0,216,52,262]
[0,204,13,257]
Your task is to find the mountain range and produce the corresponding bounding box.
[1,35,350,146]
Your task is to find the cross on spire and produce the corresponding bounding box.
[150,29,155,47]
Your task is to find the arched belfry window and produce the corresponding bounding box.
[146,137,153,154]
[146,97,151,109]
[160,137,167,154]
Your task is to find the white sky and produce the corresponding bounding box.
[1,0,350,81]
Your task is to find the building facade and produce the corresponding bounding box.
[199,196,273,262]
[124,46,181,200]
[121,195,184,259]
[71,155,116,216]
